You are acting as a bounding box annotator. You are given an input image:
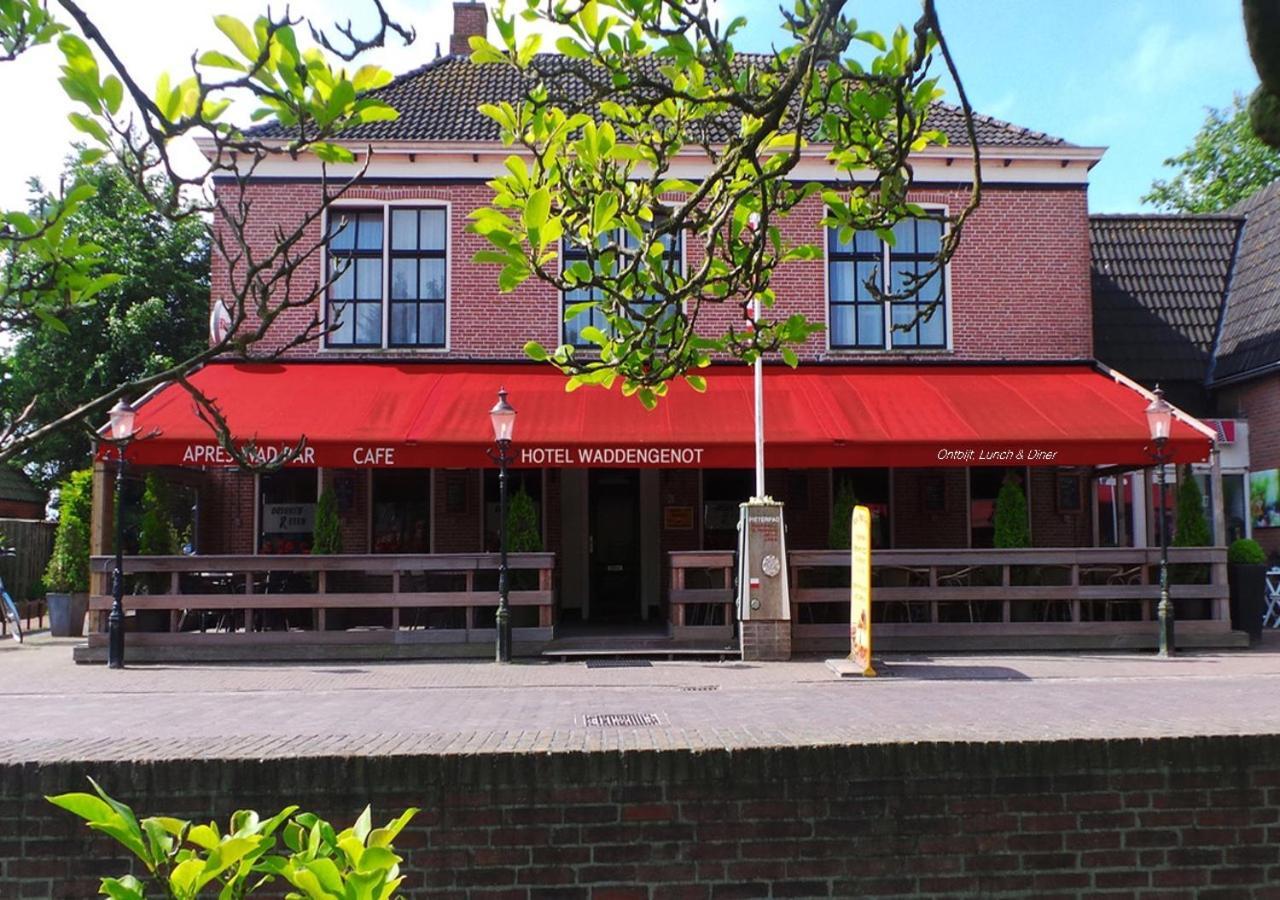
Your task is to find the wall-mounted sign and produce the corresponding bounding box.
[262,503,315,534]
[663,506,694,530]
[1251,469,1280,528]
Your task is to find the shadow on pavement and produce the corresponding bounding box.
[879,663,1032,681]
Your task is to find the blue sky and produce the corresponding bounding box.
[0,1,1261,213]
[724,0,1258,212]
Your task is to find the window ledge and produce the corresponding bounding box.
[821,347,954,358]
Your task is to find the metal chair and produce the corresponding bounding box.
[1264,568,1280,629]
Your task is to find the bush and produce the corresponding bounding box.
[49,778,418,899]
[993,475,1030,548]
[829,479,857,550]
[44,468,93,593]
[1172,466,1212,547]
[311,487,343,555]
[507,487,543,553]
[1229,538,1266,564]
[138,473,179,556]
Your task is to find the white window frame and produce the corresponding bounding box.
[321,199,452,353]
[823,205,953,353]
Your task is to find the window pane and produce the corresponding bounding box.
[565,308,590,345]
[854,230,879,254]
[420,210,446,250]
[890,304,918,347]
[389,302,417,344]
[329,215,355,251]
[857,304,884,346]
[918,266,944,301]
[855,261,879,301]
[391,258,416,300]
[829,227,853,254]
[829,304,854,347]
[356,258,382,300]
[328,302,353,344]
[891,218,915,253]
[828,261,853,301]
[890,265,911,295]
[419,258,446,299]
[330,262,353,299]
[420,303,445,345]
[356,213,383,250]
[391,209,418,250]
[918,305,944,346]
[356,302,381,344]
[917,217,943,254]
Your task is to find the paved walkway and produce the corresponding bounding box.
[3,632,1280,762]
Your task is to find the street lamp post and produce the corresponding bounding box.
[105,399,138,669]
[488,388,517,663]
[1145,387,1174,658]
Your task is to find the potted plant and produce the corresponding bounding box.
[1227,537,1268,642]
[312,487,343,555]
[44,468,93,637]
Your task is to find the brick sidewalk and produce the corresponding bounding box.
[4,633,1280,763]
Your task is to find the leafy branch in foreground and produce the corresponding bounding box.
[48,778,419,899]
[0,0,412,470]
[468,0,981,407]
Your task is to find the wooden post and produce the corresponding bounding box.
[89,460,113,632]
[1210,447,1230,623]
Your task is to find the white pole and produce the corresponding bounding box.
[753,294,765,500]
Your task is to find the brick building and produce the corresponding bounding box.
[84,3,1236,661]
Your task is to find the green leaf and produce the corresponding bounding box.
[214,14,258,62]
[780,347,799,368]
[46,792,116,825]
[99,876,146,900]
[579,325,608,346]
[67,112,108,144]
[169,858,205,898]
[101,75,123,115]
[523,187,551,232]
[197,49,245,71]
[685,374,707,393]
[524,340,549,361]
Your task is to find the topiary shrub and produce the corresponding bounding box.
[829,479,857,550]
[44,468,93,594]
[1228,537,1266,565]
[507,487,543,553]
[1172,466,1212,583]
[312,487,343,555]
[993,474,1030,549]
[138,473,179,556]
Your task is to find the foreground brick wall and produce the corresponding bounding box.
[4,735,1277,898]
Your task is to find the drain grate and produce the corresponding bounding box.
[681,684,720,692]
[585,659,654,668]
[583,713,662,727]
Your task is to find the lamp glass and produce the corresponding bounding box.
[108,400,136,441]
[489,389,516,443]
[1145,390,1172,442]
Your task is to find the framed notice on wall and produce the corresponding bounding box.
[663,506,694,530]
[1055,472,1083,513]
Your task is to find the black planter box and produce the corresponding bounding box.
[1228,563,1267,642]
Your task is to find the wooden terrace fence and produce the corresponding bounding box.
[87,552,555,653]
[669,547,1233,651]
[0,518,54,601]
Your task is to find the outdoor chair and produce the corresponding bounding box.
[1265,568,1280,629]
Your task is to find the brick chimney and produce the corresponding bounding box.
[450,2,488,56]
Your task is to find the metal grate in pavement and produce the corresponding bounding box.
[681,685,720,692]
[582,713,662,727]
[585,659,653,668]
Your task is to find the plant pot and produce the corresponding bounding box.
[47,591,89,637]
[1228,563,1267,642]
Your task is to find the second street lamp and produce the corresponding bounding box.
[488,388,517,663]
[105,399,138,670]
[1145,386,1175,658]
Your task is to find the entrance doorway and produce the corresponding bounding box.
[588,469,641,622]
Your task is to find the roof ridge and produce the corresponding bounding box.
[1090,213,1245,222]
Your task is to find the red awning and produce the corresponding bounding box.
[110,361,1214,469]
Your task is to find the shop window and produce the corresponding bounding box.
[1222,473,1248,543]
[562,227,682,347]
[1097,473,1136,547]
[832,468,891,548]
[827,215,946,350]
[259,470,316,554]
[484,469,543,552]
[703,469,753,550]
[325,206,449,349]
[372,470,430,553]
[969,467,1025,549]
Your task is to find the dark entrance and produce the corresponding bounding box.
[588,469,642,622]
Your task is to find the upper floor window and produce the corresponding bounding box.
[828,215,946,351]
[326,206,448,349]
[562,228,682,347]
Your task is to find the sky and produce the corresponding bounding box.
[0,0,1260,214]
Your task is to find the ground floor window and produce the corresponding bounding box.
[1097,473,1137,547]
[832,468,891,548]
[259,470,316,554]
[372,470,430,553]
[969,467,1027,548]
[484,469,543,552]
[703,469,753,550]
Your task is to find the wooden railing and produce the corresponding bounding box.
[87,552,555,650]
[668,551,735,640]
[668,547,1232,647]
[0,598,46,637]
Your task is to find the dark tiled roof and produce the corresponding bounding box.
[0,466,45,505]
[253,54,1071,148]
[1090,215,1242,387]
[1210,180,1280,383]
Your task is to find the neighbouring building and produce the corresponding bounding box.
[81,3,1236,662]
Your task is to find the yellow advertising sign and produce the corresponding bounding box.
[849,504,876,676]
